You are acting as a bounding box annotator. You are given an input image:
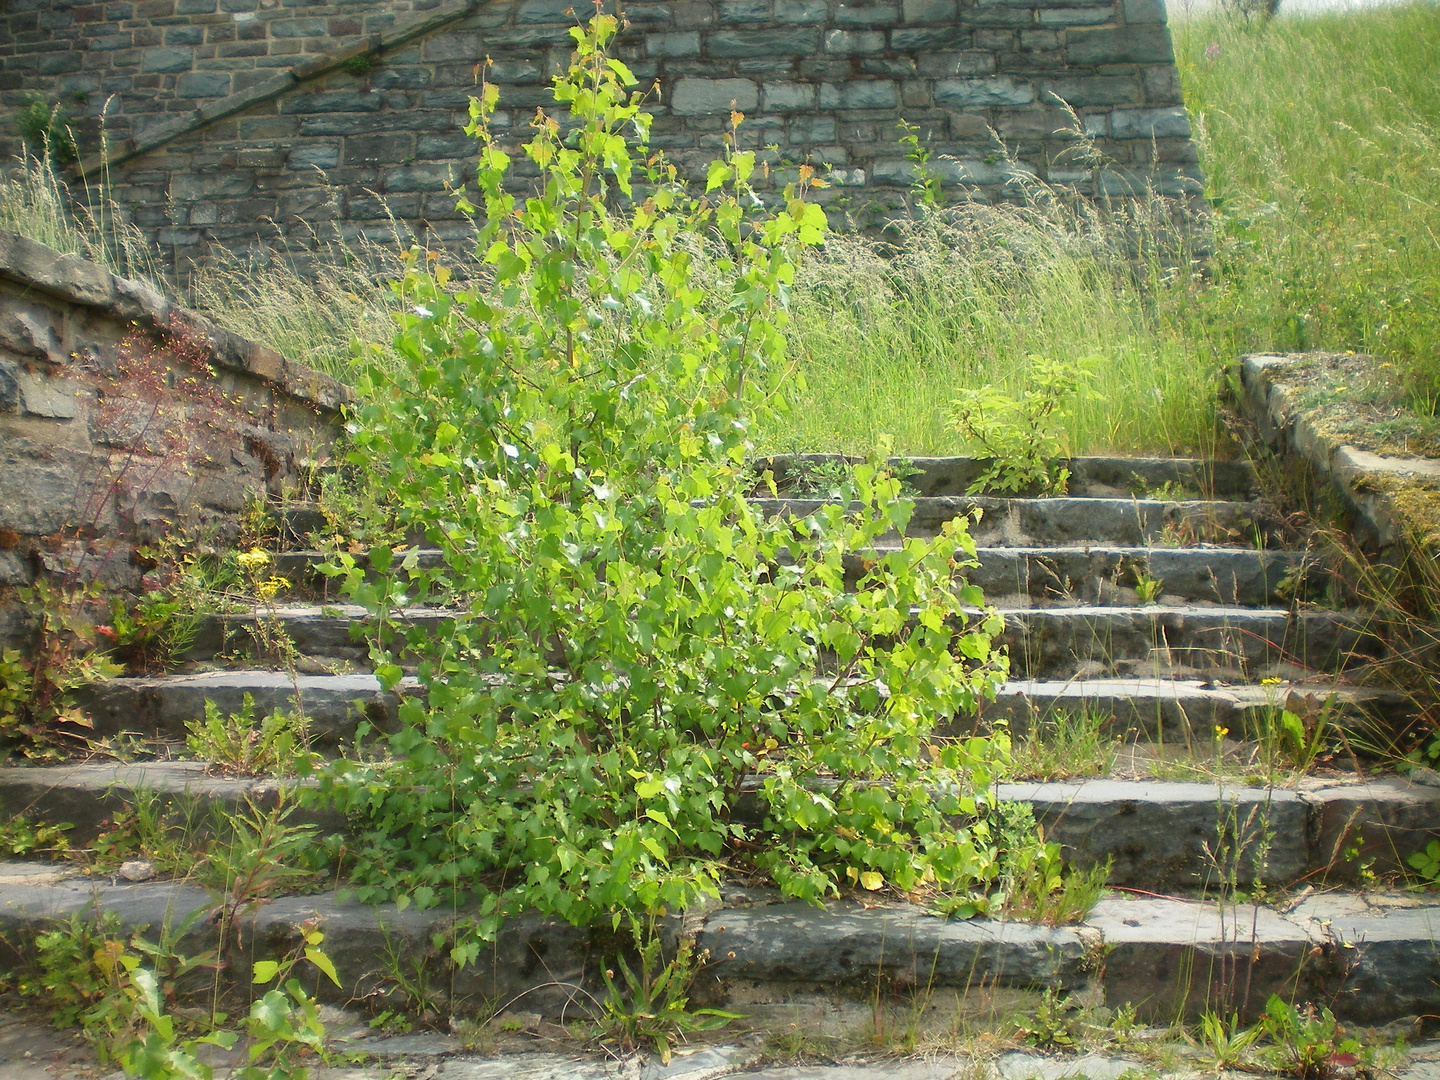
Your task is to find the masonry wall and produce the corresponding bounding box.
[1,0,1199,272]
[0,228,347,647]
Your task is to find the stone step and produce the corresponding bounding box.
[754,496,1275,547]
[949,546,1308,606]
[179,604,1380,679]
[756,455,1259,501]
[973,678,1412,739]
[75,671,1411,747]
[0,864,1431,1024]
[276,545,1315,607]
[990,606,1381,681]
[74,669,409,744]
[4,761,1433,890]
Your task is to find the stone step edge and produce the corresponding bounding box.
[179,603,1389,679]
[0,870,1431,1025]
[72,671,1417,745]
[755,454,1258,500]
[3,761,1435,888]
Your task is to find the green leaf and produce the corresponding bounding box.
[251,960,280,984]
[305,946,342,987]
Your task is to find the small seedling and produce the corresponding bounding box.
[1015,988,1080,1049]
[1256,995,1360,1080]
[1134,573,1164,604]
[1196,1009,1262,1070]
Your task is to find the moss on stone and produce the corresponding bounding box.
[1273,352,1440,459]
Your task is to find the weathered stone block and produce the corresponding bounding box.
[708,28,819,56]
[421,31,480,62]
[902,0,955,20]
[279,89,382,114]
[647,30,701,57]
[1142,63,1181,102]
[516,0,574,23]
[17,372,78,419]
[718,0,771,20]
[175,70,230,96]
[1066,24,1172,64]
[670,76,758,113]
[833,1,901,24]
[1109,104,1188,138]
[169,171,254,200]
[1040,74,1138,106]
[287,143,340,169]
[269,18,327,38]
[787,114,836,140]
[864,55,916,74]
[891,25,970,49]
[934,73,1032,106]
[824,28,885,52]
[776,0,829,20]
[819,78,896,108]
[1123,0,1166,22]
[761,79,816,110]
[163,25,204,46]
[1038,5,1114,24]
[139,46,193,72]
[382,162,460,191]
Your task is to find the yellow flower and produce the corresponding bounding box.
[255,576,291,602]
[1214,725,1230,738]
[236,548,272,570]
[1261,677,1283,687]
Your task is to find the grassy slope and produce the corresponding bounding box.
[766,2,1440,457]
[1174,4,1440,403]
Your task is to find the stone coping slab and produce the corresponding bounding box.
[1239,353,1440,557]
[0,869,1435,1024]
[0,229,350,414]
[69,0,481,181]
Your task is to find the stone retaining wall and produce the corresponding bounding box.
[0,229,347,647]
[1,0,1199,272]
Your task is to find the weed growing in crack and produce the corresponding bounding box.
[185,695,315,779]
[1005,708,1122,781]
[1196,1008,1263,1070]
[593,920,739,1064]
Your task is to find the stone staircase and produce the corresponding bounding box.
[2,454,1439,1032]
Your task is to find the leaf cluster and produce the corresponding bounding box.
[948,356,1097,495]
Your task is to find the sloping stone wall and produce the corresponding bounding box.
[2,0,1198,272]
[0,229,346,645]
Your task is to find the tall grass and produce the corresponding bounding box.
[1174,4,1440,409]
[772,196,1222,457]
[0,155,155,280]
[769,1,1440,456]
[187,233,410,379]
